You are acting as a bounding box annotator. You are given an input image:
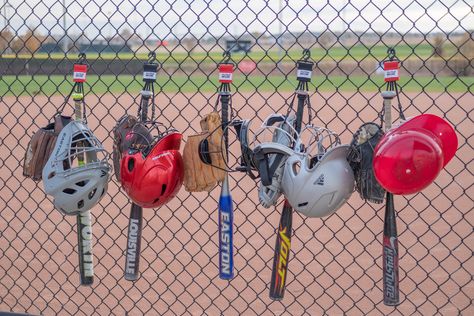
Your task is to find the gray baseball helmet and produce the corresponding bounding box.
[281,126,355,218]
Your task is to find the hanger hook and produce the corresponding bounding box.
[147,51,157,64]
[222,50,231,64]
[387,47,396,61]
[77,52,87,64]
[302,48,311,61]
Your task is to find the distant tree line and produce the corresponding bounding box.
[1,26,472,64]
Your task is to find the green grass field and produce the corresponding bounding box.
[1,43,458,64]
[1,74,472,97]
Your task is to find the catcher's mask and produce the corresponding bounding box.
[42,121,111,216]
[120,123,184,208]
[373,128,444,195]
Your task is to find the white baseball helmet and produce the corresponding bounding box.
[281,126,355,218]
[42,121,110,215]
[254,114,297,208]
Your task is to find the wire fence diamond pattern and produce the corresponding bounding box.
[0,0,473,315]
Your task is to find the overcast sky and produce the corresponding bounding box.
[2,0,473,39]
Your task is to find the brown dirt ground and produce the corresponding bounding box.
[0,91,472,315]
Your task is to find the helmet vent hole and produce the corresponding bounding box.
[47,172,56,179]
[292,162,301,175]
[298,202,308,207]
[78,200,84,209]
[100,188,105,197]
[128,158,135,171]
[63,188,76,195]
[153,197,160,204]
[88,188,97,199]
[161,184,167,195]
[76,180,89,187]
[309,157,319,168]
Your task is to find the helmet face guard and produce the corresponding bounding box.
[42,121,110,215]
[252,114,297,185]
[373,128,444,195]
[120,130,184,209]
[235,114,297,208]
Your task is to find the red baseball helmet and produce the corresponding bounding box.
[373,129,444,195]
[120,132,184,208]
[381,114,457,167]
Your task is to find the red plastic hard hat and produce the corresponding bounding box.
[373,129,444,195]
[382,114,457,167]
[120,132,184,208]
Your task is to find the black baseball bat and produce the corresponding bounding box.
[269,93,305,299]
[124,203,143,280]
[383,192,399,305]
[124,80,150,280]
[381,90,399,305]
[269,199,292,299]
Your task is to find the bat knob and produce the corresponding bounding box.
[381,91,396,99]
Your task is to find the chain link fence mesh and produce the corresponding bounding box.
[0,0,473,315]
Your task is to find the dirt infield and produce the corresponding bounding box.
[0,91,473,315]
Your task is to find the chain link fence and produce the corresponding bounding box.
[1,0,473,315]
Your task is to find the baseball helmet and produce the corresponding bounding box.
[120,126,184,209]
[42,121,111,215]
[281,127,355,218]
[382,114,457,167]
[373,128,444,195]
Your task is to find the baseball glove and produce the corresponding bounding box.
[347,122,386,203]
[183,112,226,192]
[23,115,72,181]
[112,115,153,182]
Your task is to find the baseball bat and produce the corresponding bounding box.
[219,92,234,279]
[269,199,292,299]
[124,203,143,280]
[381,90,399,305]
[219,175,234,279]
[73,93,94,286]
[124,89,149,281]
[269,93,305,299]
